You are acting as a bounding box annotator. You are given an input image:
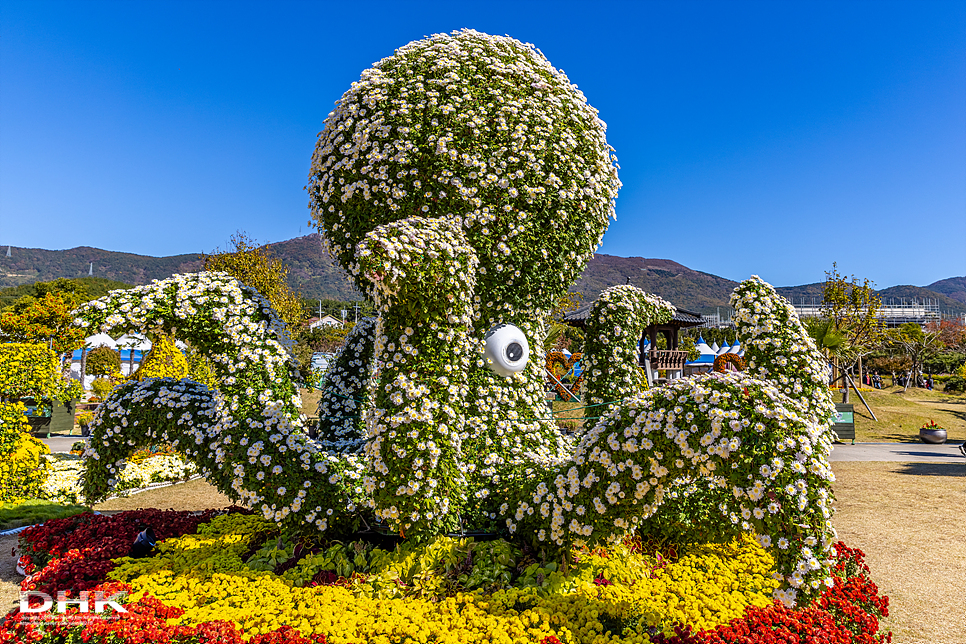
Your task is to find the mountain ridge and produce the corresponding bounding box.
[3,238,963,316]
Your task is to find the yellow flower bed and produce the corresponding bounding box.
[108,515,780,643]
[0,402,50,503]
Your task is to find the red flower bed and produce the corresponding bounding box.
[9,511,890,644]
[1,582,330,644]
[18,508,248,599]
[649,543,892,644]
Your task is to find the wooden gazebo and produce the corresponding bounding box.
[562,297,705,384]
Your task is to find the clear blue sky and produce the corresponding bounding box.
[2,0,964,288]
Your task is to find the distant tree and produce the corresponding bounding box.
[924,318,966,375]
[0,291,86,353]
[85,346,121,377]
[546,291,584,351]
[292,322,356,378]
[889,323,942,391]
[818,264,886,398]
[203,232,306,331]
[0,277,133,310]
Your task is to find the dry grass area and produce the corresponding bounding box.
[849,386,966,442]
[301,387,323,419]
[831,461,966,643]
[92,478,236,513]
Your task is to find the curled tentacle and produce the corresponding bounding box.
[356,217,477,537]
[314,316,377,452]
[502,277,836,606]
[76,273,367,533]
[583,285,675,407]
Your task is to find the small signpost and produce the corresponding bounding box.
[833,402,855,444]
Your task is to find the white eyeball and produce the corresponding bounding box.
[483,323,530,377]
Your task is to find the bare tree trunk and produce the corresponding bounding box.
[858,356,864,388]
[903,369,912,393]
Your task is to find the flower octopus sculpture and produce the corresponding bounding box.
[76,30,837,606]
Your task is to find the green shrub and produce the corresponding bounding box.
[90,378,115,400]
[943,375,966,394]
[85,346,121,377]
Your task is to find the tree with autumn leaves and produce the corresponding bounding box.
[203,232,306,331]
[0,280,87,353]
[805,264,886,400]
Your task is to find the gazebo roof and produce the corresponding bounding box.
[563,301,705,329]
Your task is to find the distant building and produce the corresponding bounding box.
[790,297,941,328]
[307,315,342,329]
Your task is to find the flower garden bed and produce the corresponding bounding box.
[39,450,199,505]
[4,509,891,643]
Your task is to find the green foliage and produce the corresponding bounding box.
[943,376,966,393]
[678,336,700,362]
[85,346,121,377]
[90,377,115,400]
[280,535,520,597]
[0,277,133,311]
[819,263,885,366]
[0,498,90,531]
[204,232,306,332]
[185,347,218,392]
[0,343,80,403]
[293,322,355,378]
[0,402,50,503]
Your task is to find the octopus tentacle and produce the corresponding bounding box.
[583,285,675,407]
[76,273,367,532]
[355,217,478,537]
[501,278,836,605]
[314,316,377,452]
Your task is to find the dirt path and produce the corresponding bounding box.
[831,461,966,644]
[0,535,21,616]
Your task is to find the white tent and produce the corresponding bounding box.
[709,341,720,353]
[85,333,118,349]
[694,336,715,355]
[716,342,732,356]
[115,333,152,351]
[727,339,741,354]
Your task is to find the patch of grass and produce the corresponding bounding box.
[0,499,91,531]
[551,398,587,433]
[831,461,965,644]
[300,387,323,419]
[93,478,237,513]
[843,385,966,442]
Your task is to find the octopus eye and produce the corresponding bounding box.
[483,324,530,377]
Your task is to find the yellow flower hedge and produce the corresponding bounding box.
[108,515,780,642]
[0,343,65,401]
[0,401,50,502]
[134,332,189,380]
